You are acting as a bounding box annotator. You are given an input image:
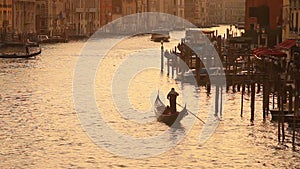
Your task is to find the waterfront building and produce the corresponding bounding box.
[183,0,245,28]
[36,0,100,37]
[112,0,122,21]
[185,0,211,27]
[100,0,112,27]
[35,0,68,36]
[120,0,137,32]
[282,0,300,40]
[122,0,136,16]
[206,0,224,26]
[13,0,36,34]
[61,0,100,37]
[282,0,291,40]
[224,0,246,24]
[167,0,185,29]
[136,0,147,13]
[184,0,196,25]
[245,0,283,47]
[159,0,184,29]
[69,0,100,36]
[0,0,13,41]
[193,0,208,27]
[35,0,47,35]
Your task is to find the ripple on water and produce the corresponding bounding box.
[1,35,300,168]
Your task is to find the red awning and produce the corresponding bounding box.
[202,30,215,34]
[275,39,296,50]
[253,48,287,58]
[253,47,268,54]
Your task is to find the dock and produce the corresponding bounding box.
[161,33,300,150]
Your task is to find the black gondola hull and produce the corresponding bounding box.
[0,48,42,59]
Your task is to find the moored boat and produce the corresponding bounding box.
[270,109,297,122]
[154,94,188,126]
[151,29,170,42]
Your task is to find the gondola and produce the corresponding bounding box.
[154,94,188,126]
[0,48,42,59]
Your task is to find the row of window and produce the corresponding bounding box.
[290,0,300,8]
[14,3,35,11]
[0,4,12,8]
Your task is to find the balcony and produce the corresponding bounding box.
[76,8,84,12]
[75,8,97,13]
[88,8,97,12]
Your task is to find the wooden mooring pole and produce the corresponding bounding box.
[281,89,285,142]
[161,41,164,72]
[278,92,281,143]
[171,58,175,78]
[250,81,255,123]
[215,85,220,117]
[293,83,299,150]
[167,58,170,76]
[241,84,245,117]
[262,77,267,121]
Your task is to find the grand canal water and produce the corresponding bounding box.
[1,27,300,168]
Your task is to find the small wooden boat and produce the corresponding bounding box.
[235,22,245,30]
[151,29,170,42]
[270,109,295,122]
[154,94,188,126]
[0,48,42,59]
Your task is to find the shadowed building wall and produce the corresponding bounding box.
[245,0,283,47]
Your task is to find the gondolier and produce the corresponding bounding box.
[167,88,179,113]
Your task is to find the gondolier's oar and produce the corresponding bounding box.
[177,103,205,124]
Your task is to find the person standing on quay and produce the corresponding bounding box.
[167,88,179,114]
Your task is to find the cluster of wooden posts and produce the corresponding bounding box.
[161,37,300,149]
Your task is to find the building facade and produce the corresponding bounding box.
[245,0,283,47]
[206,0,224,26]
[13,0,36,34]
[100,0,112,27]
[184,0,195,25]
[224,0,246,24]
[65,0,100,37]
[282,0,300,40]
[0,0,13,41]
[122,0,136,16]
[35,0,67,36]
[193,0,208,27]
[112,0,122,21]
